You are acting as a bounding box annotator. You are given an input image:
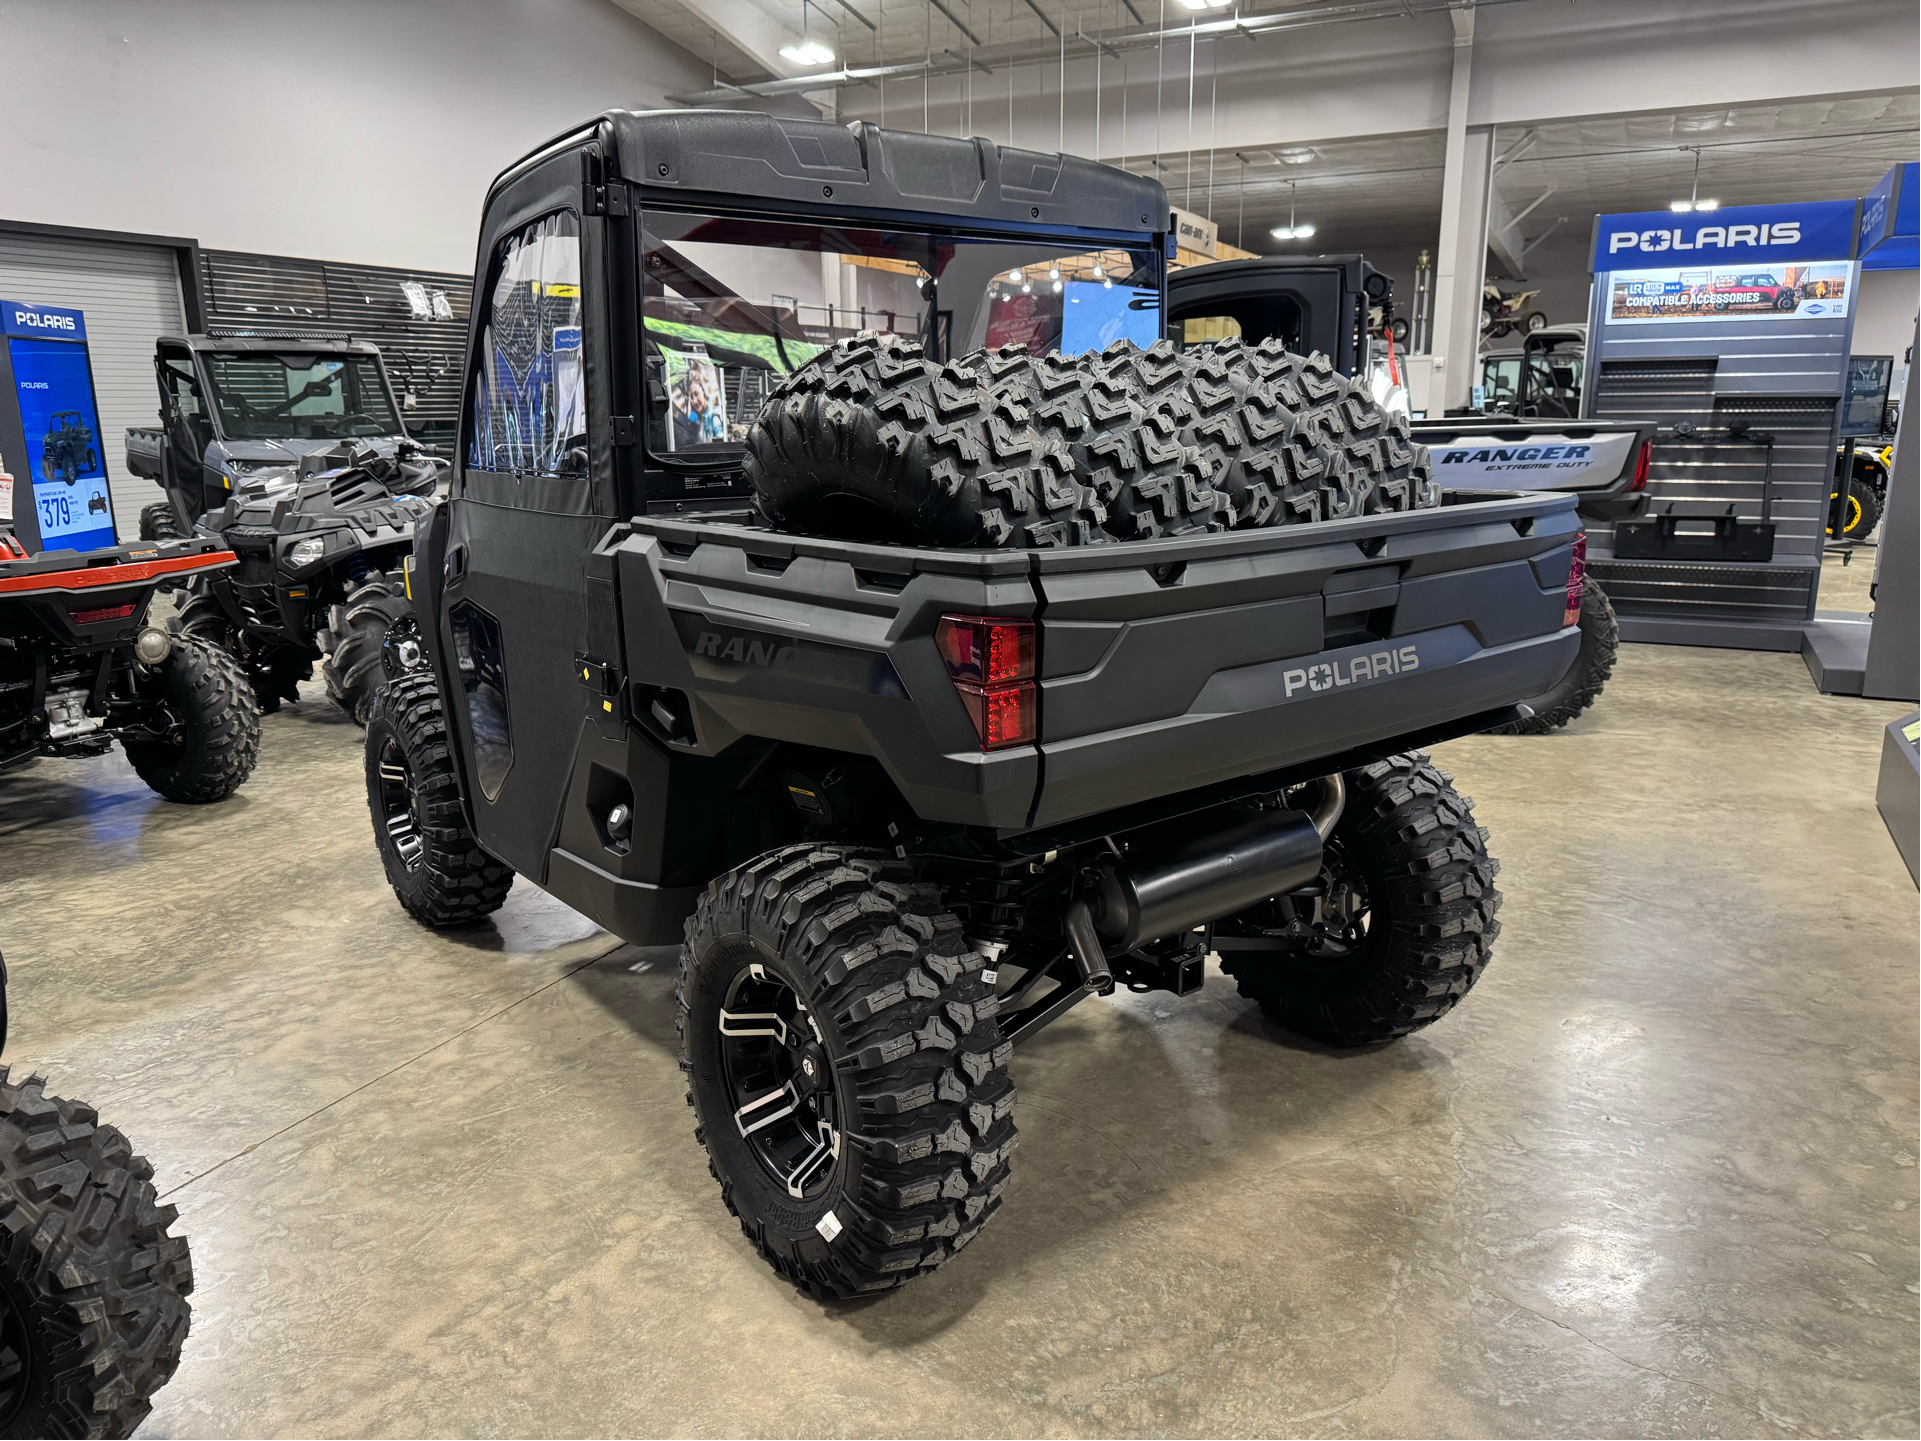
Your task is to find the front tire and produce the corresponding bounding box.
[1217,754,1502,1047]
[1490,576,1618,733]
[323,571,411,724]
[364,672,513,927]
[679,846,1015,1299]
[136,503,182,544]
[0,1065,193,1439]
[1828,484,1882,540]
[122,635,262,803]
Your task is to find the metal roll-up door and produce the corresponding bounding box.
[0,235,185,545]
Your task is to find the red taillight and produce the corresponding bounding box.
[1629,438,1652,492]
[936,614,1036,750]
[1563,532,1587,629]
[70,603,137,624]
[935,614,1035,685]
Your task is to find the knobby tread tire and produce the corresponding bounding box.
[134,504,181,544]
[1220,753,1501,1046]
[678,845,1015,1300]
[1083,339,1232,538]
[0,1065,192,1439]
[363,672,514,927]
[747,335,1104,547]
[323,572,412,725]
[1255,347,1437,518]
[1828,483,1883,540]
[122,635,261,804]
[169,590,307,713]
[1491,577,1617,734]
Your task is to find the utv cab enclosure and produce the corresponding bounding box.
[375,109,1583,1299]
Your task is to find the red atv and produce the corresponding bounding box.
[1,530,261,800]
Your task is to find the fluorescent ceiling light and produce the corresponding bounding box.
[1270,223,1315,240]
[1670,199,1720,213]
[780,39,835,65]
[1275,147,1317,165]
[1695,198,1719,211]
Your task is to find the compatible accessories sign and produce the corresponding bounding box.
[1591,200,1858,273]
[1604,262,1852,325]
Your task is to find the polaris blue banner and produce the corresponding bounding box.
[1591,200,1859,273]
[1860,162,1917,270]
[1,300,87,343]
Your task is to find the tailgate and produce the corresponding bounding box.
[1027,495,1582,827]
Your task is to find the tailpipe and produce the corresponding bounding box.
[1087,781,1340,952]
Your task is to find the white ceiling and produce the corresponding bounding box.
[1140,92,1918,258]
[607,0,1915,266]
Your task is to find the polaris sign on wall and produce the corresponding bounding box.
[1590,199,1859,272]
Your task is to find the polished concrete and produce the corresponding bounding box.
[4,604,1916,1436]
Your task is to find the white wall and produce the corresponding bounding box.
[0,0,716,273]
[1853,269,1920,361]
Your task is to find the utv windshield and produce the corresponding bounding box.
[640,210,1161,462]
[204,352,403,441]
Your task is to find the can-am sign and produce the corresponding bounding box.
[1590,200,1858,272]
[0,301,87,342]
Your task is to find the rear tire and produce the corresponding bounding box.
[747,335,1104,547]
[323,571,411,724]
[1217,754,1502,1047]
[0,1065,193,1440]
[364,672,513,927]
[679,846,1015,1299]
[1489,577,1617,734]
[122,634,262,803]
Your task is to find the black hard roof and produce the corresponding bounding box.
[166,334,384,356]
[496,109,1167,240]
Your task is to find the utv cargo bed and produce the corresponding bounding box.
[606,488,1582,835]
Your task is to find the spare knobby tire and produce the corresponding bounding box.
[1179,338,1365,527]
[747,335,1105,548]
[1083,339,1233,539]
[1263,349,1438,516]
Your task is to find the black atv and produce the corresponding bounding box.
[0,952,194,1438]
[124,334,445,720]
[40,410,97,484]
[1,528,260,801]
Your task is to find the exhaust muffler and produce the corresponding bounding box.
[1065,779,1344,979]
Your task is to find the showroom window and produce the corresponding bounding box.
[469,211,586,477]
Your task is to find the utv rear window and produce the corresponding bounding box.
[638,210,1160,465]
[470,211,586,478]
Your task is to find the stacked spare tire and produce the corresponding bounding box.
[746,335,1438,548]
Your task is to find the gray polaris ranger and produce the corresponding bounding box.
[363,109,1584,1300]
[125,335,444,719]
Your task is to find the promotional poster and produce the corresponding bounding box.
[2,300,116,552]
[661,347,727,451]
[1605,263,1853,324]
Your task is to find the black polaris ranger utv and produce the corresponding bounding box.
[365,110,1584,1300]
[124,334,443,720]
[1168,259,1655,732]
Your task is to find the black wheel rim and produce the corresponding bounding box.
[1284,846,1374,967]
[381,618,424,681]
[718,963,840,1200]
[376,736,424,872]
[0,1280,33,1427]
[1224,844,1377,969]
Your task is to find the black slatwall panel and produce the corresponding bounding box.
[199,250,472,442]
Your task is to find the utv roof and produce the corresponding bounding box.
[494,109,1167,240]
[165,333,386,357]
